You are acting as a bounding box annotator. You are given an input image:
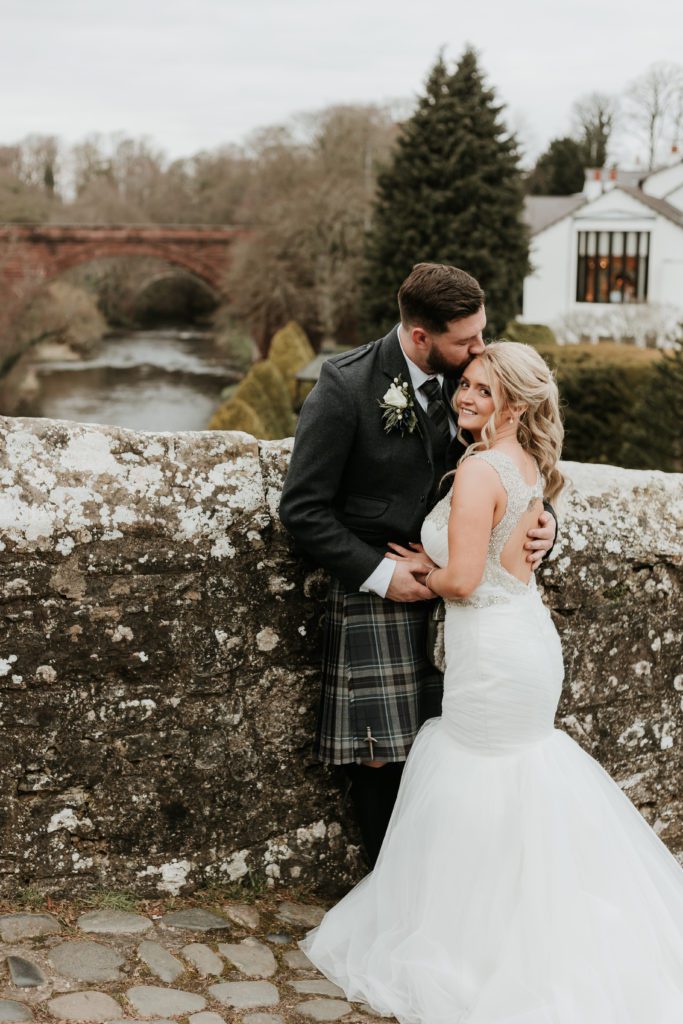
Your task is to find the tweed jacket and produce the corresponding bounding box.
[279,325,463,591]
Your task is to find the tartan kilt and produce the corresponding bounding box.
[313,577,444,765]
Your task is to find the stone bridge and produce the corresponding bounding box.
[0,414,681,899]
[0,223,245,295]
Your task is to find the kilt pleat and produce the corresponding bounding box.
[314,578,443,765]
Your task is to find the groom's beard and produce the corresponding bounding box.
[426,346,476,381]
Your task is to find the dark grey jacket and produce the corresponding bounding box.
[279,326,463,590]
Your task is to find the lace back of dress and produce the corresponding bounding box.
[463,449,544,604]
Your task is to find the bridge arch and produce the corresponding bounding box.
[0,224,245,295]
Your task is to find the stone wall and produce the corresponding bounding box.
[0,415,681,898]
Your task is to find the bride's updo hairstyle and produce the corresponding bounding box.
[459,341,565,502]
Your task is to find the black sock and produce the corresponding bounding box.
[344,763,389,867]
[344,761,406,867]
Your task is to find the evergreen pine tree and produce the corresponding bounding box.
[526,137,586,196]
[361,48,529,337]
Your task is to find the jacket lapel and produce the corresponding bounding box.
[379,326,434,462]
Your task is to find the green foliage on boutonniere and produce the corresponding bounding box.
[378,375,418,436]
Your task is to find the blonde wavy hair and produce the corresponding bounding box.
[457,341,565,502]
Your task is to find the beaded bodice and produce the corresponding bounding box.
[421,449,544,608]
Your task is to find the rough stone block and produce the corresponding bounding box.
[294,999,352,1021]
[277,902,326,929]
[77,911,152,935]
[217,939,277,978]
[162,909,230,932]
[290,980,346,998]
[0,1001,33,1022]
[181,942,223,977]
[49,940,124,982]
[137,940,184,983]
[6,956,46,988]
[46,991,122,1022]
[125,986,206,1016]
[0,913,61,942]
[208,981,279,1009]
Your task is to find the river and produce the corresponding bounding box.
[15,327,243,432]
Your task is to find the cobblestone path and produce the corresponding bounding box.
[0,894,395,1023]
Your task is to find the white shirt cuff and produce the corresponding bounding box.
[359,557,397,598]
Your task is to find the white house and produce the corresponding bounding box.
[522,159,683,344]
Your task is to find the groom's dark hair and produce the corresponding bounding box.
[398,263,485,334]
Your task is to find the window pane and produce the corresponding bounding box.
[578,232,586,257]
[622,257,637,301]
[598,258,610,301]
[586,231,597,257]
[639,232,650,256]
[637,258,648,300]
[626,232,638,257]
[611,233,624,257]
[584,257,596,301]
[599,232,610,256]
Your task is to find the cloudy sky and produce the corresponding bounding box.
[2,0,682,165]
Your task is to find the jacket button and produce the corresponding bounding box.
[420,494,425,503]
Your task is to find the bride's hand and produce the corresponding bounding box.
[385,541,437,580]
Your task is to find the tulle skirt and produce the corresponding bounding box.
[301,592,683,1022]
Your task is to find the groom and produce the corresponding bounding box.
[280,263,556,864]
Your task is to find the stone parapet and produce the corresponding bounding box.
[0,416,680,896]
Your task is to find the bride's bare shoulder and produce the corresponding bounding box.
[451,455,503,504]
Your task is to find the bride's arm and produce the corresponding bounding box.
[426,460,498,601]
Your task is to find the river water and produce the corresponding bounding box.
[16,327,243,432]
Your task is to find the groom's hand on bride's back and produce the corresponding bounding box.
[524,511,557,568]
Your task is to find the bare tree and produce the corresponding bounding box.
[626,62,683,170]
[226,103,398,347]
[572,92,617,167]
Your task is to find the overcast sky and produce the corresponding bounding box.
[2,0,682,166]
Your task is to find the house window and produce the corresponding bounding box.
[576,231,650,303]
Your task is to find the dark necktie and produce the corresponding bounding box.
[420,377,451,445]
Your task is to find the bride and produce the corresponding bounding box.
[300,341,683,1023]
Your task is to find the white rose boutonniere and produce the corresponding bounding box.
[378,375,418,436]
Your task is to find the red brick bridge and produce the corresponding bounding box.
[0,223,245,293]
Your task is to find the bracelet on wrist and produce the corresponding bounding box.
[425,568,437,591]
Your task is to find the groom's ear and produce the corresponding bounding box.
[409,326,430,350]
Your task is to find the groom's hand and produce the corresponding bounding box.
[525,511,556,568]
[385,542,436,602]
[386,561,434,602]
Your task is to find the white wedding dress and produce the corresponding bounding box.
[301,449,683,1023]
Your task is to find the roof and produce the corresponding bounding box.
[638,158,683,188]
[616,185,683,229]
[523,195,586,235]
[524,185,683,236]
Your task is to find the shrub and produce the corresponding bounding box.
[557,362,648,465]
[207,397,266,436]
[13,281,107,355]
[268,321,315,402]
[503,321,558,353]
[234,360,296,440]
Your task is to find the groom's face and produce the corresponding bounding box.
[423,306,487,379]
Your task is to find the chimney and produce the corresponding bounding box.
[583,167,603,201]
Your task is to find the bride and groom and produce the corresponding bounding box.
[279,263,683,1021]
